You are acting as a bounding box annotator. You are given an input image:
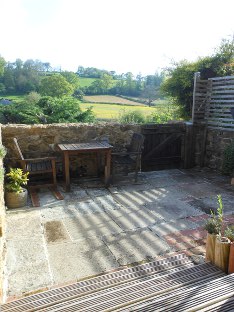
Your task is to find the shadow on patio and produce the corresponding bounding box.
[3,168,234,302]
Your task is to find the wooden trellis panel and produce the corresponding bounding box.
[193,73,234,130]
[206,76,234,130]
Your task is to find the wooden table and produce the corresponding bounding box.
[58,142,112,191]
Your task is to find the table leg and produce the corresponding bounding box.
[104,149,111,186]
[64,151,71,192]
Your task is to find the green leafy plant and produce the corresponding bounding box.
[118,109,146,124]
[204,215,221,235]
[224,225,234,242]
[222,141,234,175]
[5,168,29,193]
[204,194,223,235]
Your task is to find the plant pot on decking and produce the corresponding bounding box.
[206,233,217,263]
[228,242,234,274]
[214,236,230,273]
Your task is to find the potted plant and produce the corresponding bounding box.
[204,212,221,263]
[212,195,231,273]
[224,225,234,274]
[204,194,223,264]
[5,168,29,209]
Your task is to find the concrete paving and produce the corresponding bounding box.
[3,168,234,302]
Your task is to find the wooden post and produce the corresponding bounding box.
[192,72,201,123]
[183,122,194,169]
[104,149,111,186]
[199,124,208,167]
[64,151,70,192]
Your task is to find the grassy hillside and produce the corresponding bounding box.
[78,77,96,88]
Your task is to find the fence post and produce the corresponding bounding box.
[183,122,194,169]
[192,72,201,123]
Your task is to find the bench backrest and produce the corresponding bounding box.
[13,138,24,160]
[128,133,145,153]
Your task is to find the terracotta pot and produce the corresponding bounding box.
[214,236,230,273]
[5,188,28,209]
[228,242,234,274]
[206,233,217,263]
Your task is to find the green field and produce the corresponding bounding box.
[1,95,24,102]
[80,102,156,120]
[83,95,144,106]
[78,77,96,88]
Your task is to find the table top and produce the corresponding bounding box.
[58,142,112,152]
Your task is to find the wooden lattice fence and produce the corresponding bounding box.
[193,73,234,130]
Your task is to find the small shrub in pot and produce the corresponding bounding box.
[5,168,29,209]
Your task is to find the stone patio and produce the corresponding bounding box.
[3,168,234,302]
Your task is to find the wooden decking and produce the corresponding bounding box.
[2,253,234,311]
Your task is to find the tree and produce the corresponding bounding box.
[39,74,74,97]
[37,96,95,123]
[0,96,95,124]
[161,39,234,116]
[0,56,6,77]
[101,73,113,93]
[25,91,41,105]
[141,85,160,106]
[61,71,80,89]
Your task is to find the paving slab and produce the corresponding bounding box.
[195,193,234,214]
[148,176,178,188]
[112,191,151,209]
[106,206,163,231]
[118,183,154,192]
[6,262,52,298]
[103,229,171,266]
[144,199,202,221]
[93,194,123,211]
[40,198,105,221]
[62,212,122,240]
[149,219,199,237]
[86,188,111,197]
[5,210,42,239]
[40,205,79,221]
[5,237,52,297]
[47,238,119,284]
[176,181,224,198]
[143,169,184,178]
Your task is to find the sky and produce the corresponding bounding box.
[0,0,234,76]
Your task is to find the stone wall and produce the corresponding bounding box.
[205,128,234,171]
[0,124,6,303]
[2,123,140,175]
[193,124,234,171]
